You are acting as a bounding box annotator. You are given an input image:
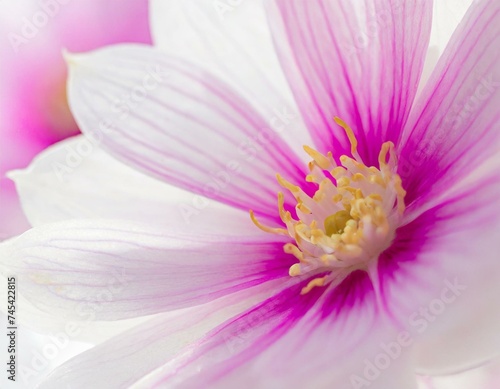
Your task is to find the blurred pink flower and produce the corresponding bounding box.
[0,0,151,238]
[1,0,500,388]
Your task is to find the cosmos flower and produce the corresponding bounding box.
[1,0,500,388]
[0,0,151,238]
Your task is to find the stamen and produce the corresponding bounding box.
[394,175,407,214]
[249,210,288,235]
[277,192,291,223]
[284,243,304,262]
[334,116,359,158]
[289,264,303,277]
[378,141,394,168]
[303,145,332,170]
[249,117,406,295]
[301,276,327,295]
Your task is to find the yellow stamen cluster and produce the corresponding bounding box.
[251,118,406,295]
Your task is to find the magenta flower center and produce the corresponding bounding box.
[251,118,406,294]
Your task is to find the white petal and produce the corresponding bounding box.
[37,282,283,389]
[135,278,418,388]
[67,44,307,219]
[1,272,150,343]
[0,219,290,320]
[417,361,495,389]
[388,1,500,371]
[382,159,500,374]
[9,135,183,226]
[399,0,500,211]
[150,0,311,154]
[8,135,253,234]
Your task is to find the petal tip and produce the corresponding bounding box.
[6,169,25,182]
[63,49,87,68]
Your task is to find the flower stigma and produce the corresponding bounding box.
[250,118,406,295]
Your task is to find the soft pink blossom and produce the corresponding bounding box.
[0,0,151,238]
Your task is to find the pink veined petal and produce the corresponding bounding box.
[150,0,312,156]
[266,0,433,166]
[133,273,417,389]
[36,282,285,389]
[0,219,292,320]
[67,44,307,220]
[378,157,500,374]
[377,1,500,373]
[399,0,500,209]
[188,337,417,389]
[9,135,257,234]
